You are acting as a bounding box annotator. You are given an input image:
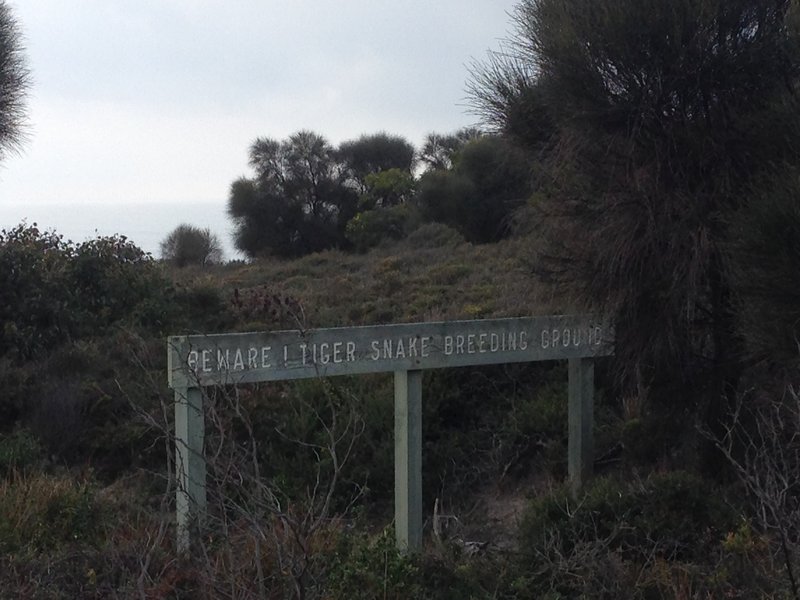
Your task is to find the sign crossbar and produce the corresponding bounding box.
[169,315,610,387]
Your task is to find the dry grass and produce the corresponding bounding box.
[174,230,568,333]
[0,472,97,552]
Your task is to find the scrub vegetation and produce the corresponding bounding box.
[3,0,800,597]
[0,219,797,598]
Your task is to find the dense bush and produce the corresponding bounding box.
[0,473,101,555]
[0,224,235,474]
[159,223,223,267]
[0,224,72,359]
[2,206,794,597]
[728,169,800,374]
[326,529,421,598]
[0,428,41,475]
[470,0,800,428]
[361,168,416,208]
[228,131,360,258]
[345,204,419,252]
[0,224,169,359]
[521,472,736,563]
[515,472,740,597]
[416,135,532,243]
[69,235,166,332]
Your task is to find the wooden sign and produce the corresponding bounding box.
[168,315,611,387]
[167,315,613,554]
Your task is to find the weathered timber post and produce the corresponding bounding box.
[568,357,594,497]
[394,370,423,552]
[174,385,206,555]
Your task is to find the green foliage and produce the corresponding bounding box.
[470,0,800,420]
[229,131,360,258]
[417,170,476,228]
[229,131,422,259]
[514,472,740,598]
[326,528,422,599]
[419,363,567,501]
[521,472,736,564]
[0,224,171,360]
[400,222,465,250]
[338,132,416,191]
[345,204,419,252]
[0,224,72,359]
[159,223,223,267]
[417,135,531,243]
[728,169,800,373]
[0,474,101,555]
[69,235,166,333]
[0,428,41,475]
[0,221,790,596]
[419,128,482,172]
[206,362,571,519]
[231,376,395,509]
[362,167,416,208]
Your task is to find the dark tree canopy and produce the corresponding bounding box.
[418,128,482,171]
[229,131,358,258]
[0,1,29,161]
[337,132,416,192]
[362,168,415,209]
[469,0,800,409]
[417,135,531,243]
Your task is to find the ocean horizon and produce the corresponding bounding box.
[0,200,242,260]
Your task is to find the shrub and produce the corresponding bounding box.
[416,136,531,243]
[0,224,71,359]
[361,168,416,208]
[345,204,419,252]
[326,528,421,599]
[166,280,234,333]
[160,223,223,267]
[728,170,800,373]
[0,473,101,555]
[0,428,41,475]
[515,472,739,598]
[521,472,736,564]
[69,235,166,332]
[400,222,466,250]
[0,225,171,359]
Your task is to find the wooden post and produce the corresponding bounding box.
[568,358,594,497]
[174,386,206,555]
[394,370,423,552]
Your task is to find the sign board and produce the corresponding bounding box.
[167,315,613,554]
[168,315,612,387]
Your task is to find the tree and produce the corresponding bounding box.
[229,131,358,258]
[469,0,800,416]
[727,170,800,376]
[416,135,531,243]
[337,133,415,192]
[160,224,223,267]
[361,168,415,209]
[0,1,29,161]
[418,128,482,172]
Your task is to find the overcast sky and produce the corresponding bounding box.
[0,1,517,208]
